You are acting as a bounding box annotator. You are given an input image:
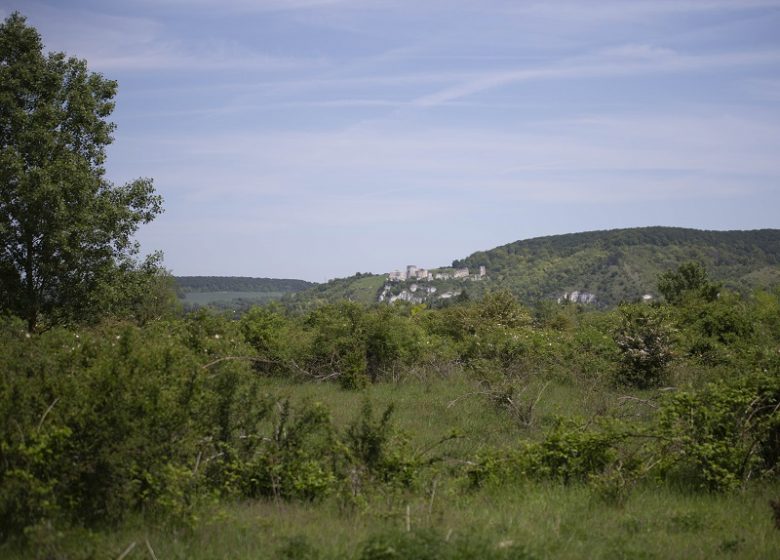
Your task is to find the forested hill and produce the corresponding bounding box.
[281,273,386,312]
[177,229,780,310]
[453,227,780,306]
[175,276,315,293]
[285,227,780,309]
[175,276,317,310]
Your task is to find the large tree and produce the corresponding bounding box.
[0,12,164,330]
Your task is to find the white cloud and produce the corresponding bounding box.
[10,2,324,72]
[119,0,395,13]
[742,78,780,101]
[413,48,780,107]
[508,0,780,23]
[112,109,780,214]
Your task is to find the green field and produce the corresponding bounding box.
[5,373,778,559]
[182,291,287,305]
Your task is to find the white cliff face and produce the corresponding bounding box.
[439,290,462,299]
[378,263,487,304]
[389,290,424,304]
[389,265,486,283]
[378,282,451,304]
[557,291,597,304]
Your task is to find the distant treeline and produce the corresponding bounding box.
[454,227,780,268]
[175,276,316,293]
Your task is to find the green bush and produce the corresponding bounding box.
[306,302,369,388]
[237,399,338,501]
[343,401,418,496]
[0,317,264,538]
[465,420,624,488]
[657,372,780,490]
[614,304,674,388]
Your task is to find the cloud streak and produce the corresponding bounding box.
[413,48,780,107]
[117,109,780,208]
[507,0,780,23]
[13,2,327,72]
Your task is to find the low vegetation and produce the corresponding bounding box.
[2,264,779,558]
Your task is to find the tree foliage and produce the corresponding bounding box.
[657,261,720,305]
[614,304,674,388]
[0,13,164,330]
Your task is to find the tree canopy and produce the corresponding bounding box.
[657,261,720,305]
[0,12,165,330]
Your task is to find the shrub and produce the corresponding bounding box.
[0,317,266,538]
[240,306,305,376]
[614,304,674,388]
[464,420,624,488]
[657,262,720,305]
[340,401,419,504]
[657,372,780,490]
[306,303,369,389]
[237,399,337,501]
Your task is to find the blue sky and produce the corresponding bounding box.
[3,0,780,281]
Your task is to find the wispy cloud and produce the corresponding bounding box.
[12,2,326,72]
[508,0,780,23]
[742,78,780,101]
[413,48,780,106]
[118,109,780,210]
[126,0,385,12]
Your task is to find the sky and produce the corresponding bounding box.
[2,0,780,282]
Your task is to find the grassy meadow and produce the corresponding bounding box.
[9,373,779,559]
[2,273,779,558]
[183,291,287,305]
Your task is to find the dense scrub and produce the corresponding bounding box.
[1,271,779,555]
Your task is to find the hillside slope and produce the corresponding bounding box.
[176,276,316,309]
[282,273,386,311]
[453,227,780,306]
[176,276,315,293]
[286,227,780,308]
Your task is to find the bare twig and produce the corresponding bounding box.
[117,541,136,560]
[145,538,159,560]
[193,450,202,475]
[617,395,659,409]
[530,381,551,413]
[446,391,493,409]
[201,355,318,380]
[36,397,59,433]
[428,477,438,517]
[414,433,462,460]
[201,355,278,369]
